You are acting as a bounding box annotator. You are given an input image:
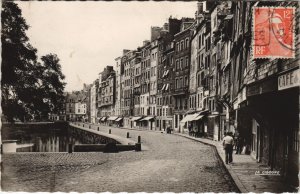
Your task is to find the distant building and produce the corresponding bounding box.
[114,56,122,117]
[156,17,182,131]
[188,4,209,137]
[139,41,151,129]
[173,17,195,133]
[143,39,158,130]
[90,80,99,124]
[98,66,116,124]
[65,90,87,122]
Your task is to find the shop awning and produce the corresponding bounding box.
[131,116,143,121]
[107,116,118,121]
[187,113,199,121]
[97,117,102,120]
[180,114,194,123]
[140,116,154,121]
[101,117,107,121]
[115,117,123,122]
[180,113,199,123]
[192,115,204,121]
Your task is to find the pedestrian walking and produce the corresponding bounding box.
[223,132,234,164]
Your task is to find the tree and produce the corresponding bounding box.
[1,2,66,122]
[38,54,66,118]
[1,2,38,122]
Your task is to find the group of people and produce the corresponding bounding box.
[188,124,203,137]
[166,125,172,134]
[222,131,246,164]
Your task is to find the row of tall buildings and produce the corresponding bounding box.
[57,1,299,187]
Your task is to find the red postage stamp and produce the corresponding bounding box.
[253,7,295,59]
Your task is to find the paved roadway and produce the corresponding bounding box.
[2,125,239,192]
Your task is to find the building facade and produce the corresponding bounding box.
[98,66,116,124]
[139,42,151,128]
[114,56,122,117]
[90,80,99,124]
[173,18,195,133]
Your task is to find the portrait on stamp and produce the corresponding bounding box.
[253,7,295,58]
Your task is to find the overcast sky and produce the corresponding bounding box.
[17,1,197,92]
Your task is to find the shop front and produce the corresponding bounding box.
[115,117,123,127]
[161,116,173,131]
[123,117,131,129]
[131,116,143,129]
[140,116,155,130]
[107,116,118,126]
[246,70,299,188]
[180,113,198,134]
[100,117,107,125]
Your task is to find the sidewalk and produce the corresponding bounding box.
[174,133,291,193]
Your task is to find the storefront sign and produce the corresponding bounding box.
[247,77,277,97]
[278,69,300,90]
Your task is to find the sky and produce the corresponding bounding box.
[17,1,197,92]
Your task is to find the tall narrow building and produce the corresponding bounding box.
[173,17,195,133]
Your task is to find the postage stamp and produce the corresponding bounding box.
[253,7,295,59]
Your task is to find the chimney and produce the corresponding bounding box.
[163,23,169,31]
[151,26,162,41]
[197,2,204,13]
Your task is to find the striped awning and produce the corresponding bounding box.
[107,116,118,121]
[140,116,154,121]
[131,116,143,121]
[115,117,123,122]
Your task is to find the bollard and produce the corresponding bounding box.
[138,136,141,143]
[98,127,99,131]
[127,132,130,138]
[109,129,111,134]
[135,143,141,151]
[83,124,84,127]
[68,144,73,153]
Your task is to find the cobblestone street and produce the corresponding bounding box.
[2,126,239,192]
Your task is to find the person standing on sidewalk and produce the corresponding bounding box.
[236,136,244,154]
[223,132,234,164]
